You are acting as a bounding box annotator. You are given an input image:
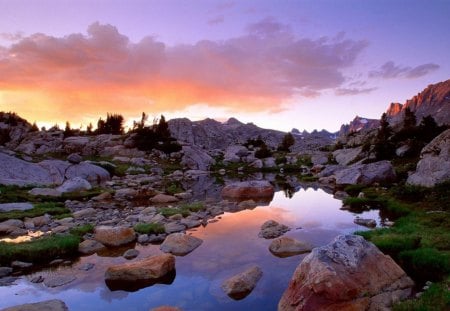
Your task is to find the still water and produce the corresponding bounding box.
[0,187,381,311]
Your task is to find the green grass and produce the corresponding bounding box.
[393,282,450,311]
[0,202,70,222]
[166,183,183,195]
[180,201,204,212]
[134,222,165,234]
[0,185,34,203]
[399,248,450,282]
[159,201,205,218]
[0,234,80,265]
[69,224,94,237]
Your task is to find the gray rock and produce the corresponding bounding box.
[333,147,363,165]
[181,145,215,170]
[263,157,276,168]
[43,275,76,288]
[258,220,290,239]
[64,162,110,185]
[67,153,83,164]
[0,299,68,311]
[0,267,13,277]
[78,239,106,255]
[137,234,149,244]
[56,177,92,193]
[334,160,396,186]
[164,222,186,234]
[78,263,95,271]
[28,188,62,197]
[0,153,55,186]
[72,208,96,219]
[354,218,377,228]
[11,261,33,269]
[221,266,263,300]
[0,202,33,212]
[150,194,179,204]
[114,188,137,200]
[269,236,312,257]
[407,129,450,187]
[123,249,139,260]
[160,232,203,256]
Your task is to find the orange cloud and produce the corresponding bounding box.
[0,20,368,125]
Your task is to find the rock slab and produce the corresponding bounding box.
[278,234,414,311]
[1,299,68,311]
[160,233,203,256]
[221,266,263,300]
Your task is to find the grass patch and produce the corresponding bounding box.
[0,185,34,203]
[0,234,80,265]
[393,282,450,311]
[166,183,183,195]
[0,202,70,222]
[180,201,204,212]
[159,202,205,218]
[399,248,450,283]
[69,224,94,237]
[134,223,165,234]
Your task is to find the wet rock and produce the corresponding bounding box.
[258,220,289,239]
[0,276,18,286]
[269,237,312,257]
[221,266,263,300]
[30,275,45,283]
[94,226,136,247]
[123,249,139,260]
[160,233,203,256]
[0,299,69,311]
[105,254,175,282]
[0,267,13,277]
[78,239,106,255]
[43,275,76,288]
[221,181,274,200]
[0,202,33,212]
[354,217,377,228]
[278,235,414,311]
[150,194,179,204]
[237,199,257,209]
[11,261,33,269]
[56,177,92,193]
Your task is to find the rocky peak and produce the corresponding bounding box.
[338,115,380,139]
[387,79,450,126]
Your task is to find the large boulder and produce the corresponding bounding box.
[334,160,396,186]
[0,299,68,311]
[407,129,450,187]
[221,266,263,300]
[180,145,215,170]
[94,226,136,247]
[221,181,275,200]
[332,147,363,165]
[64,162,110,185]
[0,202,33,212]
[105,254,175,283]
[160,232,203,256]
[223,145,249,163]
[278,235,414,311]
[0,153,55,186]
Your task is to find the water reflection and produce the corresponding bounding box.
[0,185,381,311]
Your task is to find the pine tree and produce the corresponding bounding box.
[278,133,295,152]
[373,113,394,160]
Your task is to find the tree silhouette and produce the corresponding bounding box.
[373,113,394,160]
[278,133,295,152]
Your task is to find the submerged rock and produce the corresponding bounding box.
[160,232,203,256]
[1,299,69,311]
[269,237,312,257]
[278,235,414,311]
[123,249,139,260]
[43,275,76,288]
[258,220,289,239]
[221,266,263,300]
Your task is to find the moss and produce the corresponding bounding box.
[69,224,94,237]
[0,202,70,222]
[0,234,80,265]
[134,223,165,235]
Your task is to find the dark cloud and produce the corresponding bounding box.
[369,61,439,79]
[335,87,377,96]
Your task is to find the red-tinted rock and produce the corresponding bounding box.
[221,181,274,200]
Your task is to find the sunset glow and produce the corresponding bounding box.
[0,0,449,131]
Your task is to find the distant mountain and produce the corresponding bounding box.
[386,79,450,126]
[338,116,380,138]
[168,117,335,151]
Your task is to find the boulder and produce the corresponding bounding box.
[150,194,179,204]
[221,266,263,300]
[258,220,290,239]
[123,249,139,260]
[56,177,92,193]
[0,299,68,311]
[269,237,312,257]
[94,226,136,247]
[67,153,83,164]
[64,162,110,185]
[78,239,106,255]
[63,136,90,153]
[180,145,215,170]
[332,147,363,165]
[104,254,175,282]
[0,153,54,186]
[160,232,203,256]
[263,157,276,168]
[278,235,414,311]
[224,145,249,163]
[407,129,450,187]
[221,181,274,200]
[43,275,76,288]
[334,160,396,186]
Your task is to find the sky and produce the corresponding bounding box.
[0,0,449,132]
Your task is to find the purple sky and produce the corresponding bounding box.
[0,0,448,131]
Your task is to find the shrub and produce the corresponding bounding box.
[134,223,165,235]
[254,142,273,159]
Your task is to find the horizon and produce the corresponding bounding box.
[0,0,449,132]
